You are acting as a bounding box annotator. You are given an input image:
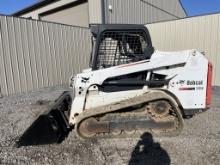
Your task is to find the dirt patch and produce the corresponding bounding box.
[0,86,220,165]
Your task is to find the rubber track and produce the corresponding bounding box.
[75,90,184,139]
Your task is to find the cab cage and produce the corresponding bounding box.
[90,24,154,70]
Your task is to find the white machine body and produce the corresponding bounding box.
[69,49,211,125]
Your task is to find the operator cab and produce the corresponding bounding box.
[89,24,154,70]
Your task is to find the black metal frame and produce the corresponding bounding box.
[90,24,154,70]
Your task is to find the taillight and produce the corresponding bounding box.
[206,62,212,107]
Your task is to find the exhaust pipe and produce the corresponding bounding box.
[16,91,72,147]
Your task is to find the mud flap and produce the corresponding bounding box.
[16,91,72,147]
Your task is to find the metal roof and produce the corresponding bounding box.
[12,0,60,16]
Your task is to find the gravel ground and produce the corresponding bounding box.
[0,86,220,165]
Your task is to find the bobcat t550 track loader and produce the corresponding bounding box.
[17,24,212,146]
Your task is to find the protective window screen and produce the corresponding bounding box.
[96,30,148,69]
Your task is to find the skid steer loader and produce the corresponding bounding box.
[17,24,212,147]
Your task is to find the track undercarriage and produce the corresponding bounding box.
[76,91,184,139]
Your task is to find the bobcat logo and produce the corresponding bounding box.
[178,80,185,85]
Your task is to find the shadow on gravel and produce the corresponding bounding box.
[129,132,170,165]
